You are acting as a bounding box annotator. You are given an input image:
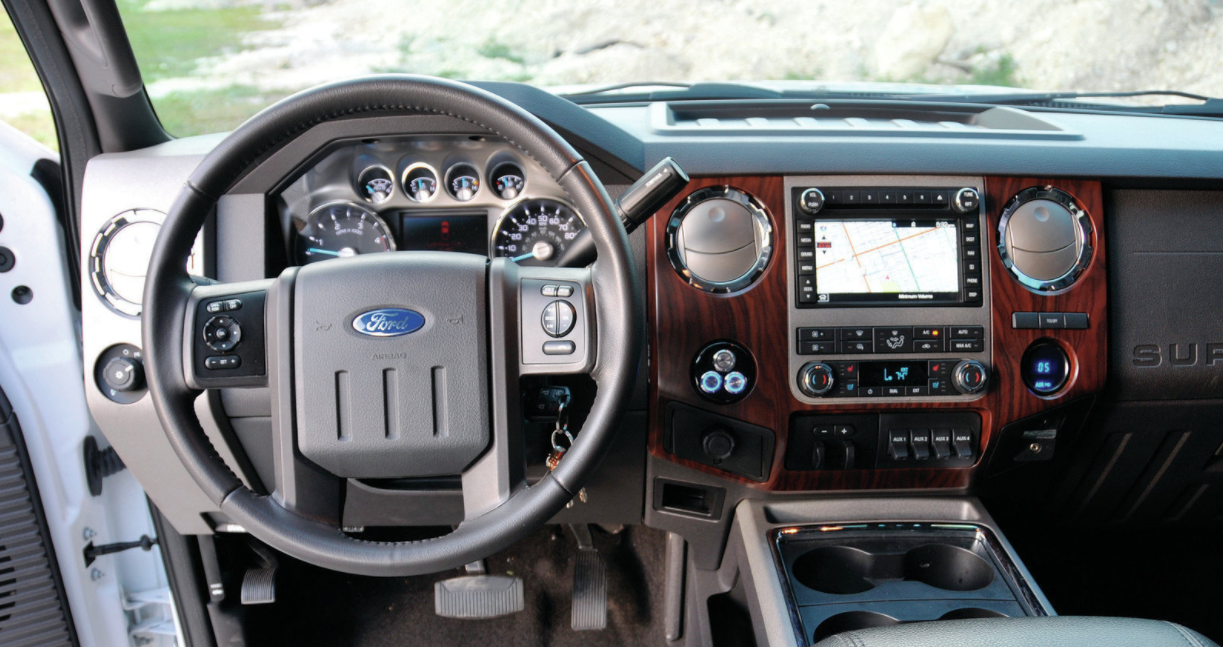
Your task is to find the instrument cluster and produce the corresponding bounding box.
[278,135,585,267]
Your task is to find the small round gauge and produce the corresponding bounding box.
[491,198,586,266]
[490,162,526,200]
[356,165,395,204]
[296,202,396,265]
[401,163,439,203]
[446,163,481,201]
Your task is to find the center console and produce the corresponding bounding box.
[646,173,1107,492]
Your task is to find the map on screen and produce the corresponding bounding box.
[814,219,960,299]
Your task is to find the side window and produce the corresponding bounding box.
[0,9,58,150]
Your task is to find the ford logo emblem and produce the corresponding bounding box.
[352,308,425,337]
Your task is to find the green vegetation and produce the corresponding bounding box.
[967,53,1019,88]
[0,12,56,148]
[477,39,525,65]
[116,0,281,83]
[151,85,286,137]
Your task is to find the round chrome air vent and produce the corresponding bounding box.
[997,187,1093,294]
[666,186,772,293]
[89,210,166,316]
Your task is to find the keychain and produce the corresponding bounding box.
[545,395,587,506]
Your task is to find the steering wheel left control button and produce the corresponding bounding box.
[204,355,242,370]
[542,341,575,356]
[203,315,242,351]
[541,300,576,337]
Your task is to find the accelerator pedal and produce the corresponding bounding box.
[435,561,523,619]
[570,524,608,631]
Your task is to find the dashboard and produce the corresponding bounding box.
[75,84,1223,541]
[278,135,586,268]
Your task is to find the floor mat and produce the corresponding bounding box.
[246,524,667,647]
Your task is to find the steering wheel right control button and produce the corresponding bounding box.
[542,341,575,356]
[691,341,757,404]
[94,344,146,404]
[204,355,242,370]
[1021,340,1070,395]
[203,315,242,352]
[541,300,576,338]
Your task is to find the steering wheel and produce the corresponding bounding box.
[142,76,642,576]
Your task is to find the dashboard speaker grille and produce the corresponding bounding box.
[0,393,75,647]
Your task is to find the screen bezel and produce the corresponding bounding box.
[806,215,966,308]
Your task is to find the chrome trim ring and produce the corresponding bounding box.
[89,209,166,317]
[399,162,440,204]
[997,186,1093,295]
[665,186,773,294]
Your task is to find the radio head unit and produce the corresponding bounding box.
[793,186,983,308]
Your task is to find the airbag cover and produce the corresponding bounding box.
[293,252,489,478]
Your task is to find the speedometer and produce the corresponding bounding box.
[491,198,585,266]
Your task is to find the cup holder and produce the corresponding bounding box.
[939,608,1009,621]
[792,543,994,595]
[904,544,995,591]
[813,611,900,643]
[792,546,877,594]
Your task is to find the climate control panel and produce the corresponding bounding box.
[796,358,988,399]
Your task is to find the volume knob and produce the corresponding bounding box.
[798,362,835,397]
[952,360,989,395]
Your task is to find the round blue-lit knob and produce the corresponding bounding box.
[699,370,723,394]
[724,371,748,394]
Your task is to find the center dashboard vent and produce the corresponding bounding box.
[650,101,1079,140]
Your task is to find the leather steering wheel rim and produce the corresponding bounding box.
[142,75,641,576]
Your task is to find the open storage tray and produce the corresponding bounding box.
[772,523,1047,645]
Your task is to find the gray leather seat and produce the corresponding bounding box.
[814,617,1218,647]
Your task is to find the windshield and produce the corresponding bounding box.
[115,0,1223,137]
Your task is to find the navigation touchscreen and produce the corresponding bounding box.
[812,218,961,305]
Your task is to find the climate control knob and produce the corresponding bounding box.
[798,362,835,397]
[952,360,989,395]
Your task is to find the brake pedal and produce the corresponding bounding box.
[240,566,277,604]
[569,524,608,631]
[434,574,524,619]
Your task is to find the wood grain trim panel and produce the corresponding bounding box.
[647,175,1107,491]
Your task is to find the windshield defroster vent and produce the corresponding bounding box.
[650,101,1079,140]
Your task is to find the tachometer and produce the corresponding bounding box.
[491,198,585,266]
[296,202,396,265]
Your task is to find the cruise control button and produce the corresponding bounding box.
[206,301,225,314]
[543,341,576,355]
[542,284,558,297]
[556,285,574,298]
[224,298,243,311]
[541,300,577,337]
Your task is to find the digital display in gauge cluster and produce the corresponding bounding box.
[398,214,487,254]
